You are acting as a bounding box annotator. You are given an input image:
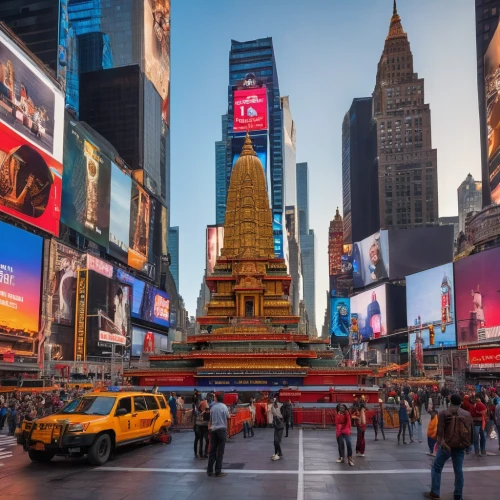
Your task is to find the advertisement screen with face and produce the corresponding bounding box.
[128,180,150,271]
[330,297,350,337]
[406,262,457,350]
[352,231,389,289]
[454,246,500,346]
[0,221,42,355]
[350,284,387,341]
[233,88,268,132]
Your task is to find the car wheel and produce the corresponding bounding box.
[28,449,56,463]
[88,433,112,466]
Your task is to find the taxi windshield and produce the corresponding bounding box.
[59,396,115,416]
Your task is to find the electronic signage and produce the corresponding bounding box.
[469,347,500,369]
[128,180,150,272]
[330,297,350,337]
[131,326,169,357]
[350,284,387,341]
[61,117,111,248]
[273,212,284,259]
[0,222,43,353]
[352,231,389,289]
[109,162,132,263]
[232,133,267,176]
[485,22,500,204]
[233,88,268,132]
[454,247,500,346]
[58,0,68,93]
[48,241,86,326]
[144,0,170,125]
[206,225,224,275]
[406,263,457,350]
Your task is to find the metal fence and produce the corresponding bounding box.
[293,408,400,429]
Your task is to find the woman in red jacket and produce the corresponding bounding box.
[335,404,354,466]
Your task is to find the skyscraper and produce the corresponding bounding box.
[282,96,297,208]
[329,208,343,277]
[373,1,438,228]
[342,97,379,243]
[168,226,179,292]
[457,174,482,233]
[297,162,310,236]
[215,114,228,225]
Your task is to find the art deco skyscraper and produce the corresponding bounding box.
[373,1,438,228]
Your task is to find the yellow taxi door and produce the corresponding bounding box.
[132,395,155,438]
[113,396,135,444]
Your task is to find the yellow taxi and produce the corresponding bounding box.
[17,389,172,465]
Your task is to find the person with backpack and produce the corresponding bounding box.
[397,400,413,444]
[271,400,285,461]
[427,410,438,456]
[194,396,210,458]
[424,394,474,500]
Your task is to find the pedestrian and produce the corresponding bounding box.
[168,392,177,426]
[427,410,438,456]
[373,399,386,441]
[8,404,17,436]
[335,404,354,466]
[397,400,413,444]
[176,394,185,425]
[271,400,285,461]
[194,396,210,459]
[207,393,230,478]
[354,400,366,457]
[411,400,423,443]
[151,381,158,394]
[495,397,500,451]
[281,399,292,437]
[249,398,256,428]
[0,403,6,430]
[469,393,487,456]
[424,394,473,500]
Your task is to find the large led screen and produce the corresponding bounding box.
[485,22,500,204]
[406,263,457,350]
[330,297,350,337]
[206,225,224,275]
[273,212,284,259]
[144,0,170,125]
[455,247,500,346]
[131,326,169,357]
[232,133,267,176]
[0,222,42,339]
[352,231,389,288]
[61,117,111,247]
[128,180,150,272]
[350,284,387,341]
[233,88,268,132]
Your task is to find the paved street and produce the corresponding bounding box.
[1,419,499,500]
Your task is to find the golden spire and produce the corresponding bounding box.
[334,207,342,222]
[240,131,257,157]
[387,0,406,40]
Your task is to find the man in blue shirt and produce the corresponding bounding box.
[168,392,177,426]
[0,403,7,431]
[207,393,230,478]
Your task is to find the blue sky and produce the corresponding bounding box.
[170,0,480,329]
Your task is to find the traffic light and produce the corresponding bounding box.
[429,325,435,345]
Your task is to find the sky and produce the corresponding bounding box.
[170,0,481,331]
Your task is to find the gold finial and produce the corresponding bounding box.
[393,0,397,16]
[240,131,257,157]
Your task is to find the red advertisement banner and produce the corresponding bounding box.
[233,88,268,132]
[469,347,500,365]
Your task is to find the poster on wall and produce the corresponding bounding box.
[406,263,457,350]
[0,222,42,354]
[330,297,350,337]
[352,231,389,288]
[61,117,111,247]
[233,88,268,132]
[455,247,500,346]
[350,284,387,341]
[144,0,170,125]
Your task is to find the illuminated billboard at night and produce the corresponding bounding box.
[233,88,268,132]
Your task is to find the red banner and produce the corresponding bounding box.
[233,88,268,132]
[469,347,500,366]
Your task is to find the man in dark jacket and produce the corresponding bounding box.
[425,394,474,500]
[281,400,292,437]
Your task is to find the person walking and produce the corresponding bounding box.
[194,396,210,458]
[354,401,366,456]
[207,393,230,477]
[495,397,500,451]
[469,393,487,456]
[411,400,423,443]
[0,403,6,431]
[373,399,386,441]
[398,400,412,444]
[7,404,17,436]
[335,404,354,466]
[281,399,292,437]
[168,392,177,426]
[271,400,285,461]
[425,394,473,500]
[427,410,438,456]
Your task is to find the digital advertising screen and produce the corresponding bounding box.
[109,162,132,263]
[131,326,169,357]
[330,297,350,337]
[48,241,86,326]
[273,212,284,259]
[61,117,111,248]
[144,0,170,125]
[406,263,457,350]
[455,247,500,346]
[352,231,389,289]
[350,284,387,341]
[232,133,267,176]
[128,180,150,271]
[233,88,268,132]
[136,285,170,328]
[206,225,224,275]
[0,222,43,344]
[485,22,500,204]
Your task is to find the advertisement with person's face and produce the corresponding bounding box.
[144,0,170,125]
[61,117,111,247]
[0,30,64,160]
[485,22,500,204]
[352,231,389,288]
[406,263,457,349]
[350,284,387,341]
[232,133,267,176]
[128,180,150,271]
[455,247,500,346]
[109,162,132,263]
[49,241,86,326]
[0,221,42,343]
[206,225,224,275]
[233,88,268,132]
[330,297,350,337]
[133,284,170,328]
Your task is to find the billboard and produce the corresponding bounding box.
[144,0,170,125]
[232,133,267,176]
[131,326,169,357]
[109,162,132,263]
[0,222,42,340]
[469,347,500,369]
[455,247,500,346]
[273,212,284,259]
[352,231,389,288]
[330,297,350,337]
[206,225,224,275]
[132,283,170,329]
[61,117,111,247]
[233,88,268,132]
[128,180,150,271]
[350,284,387,341]
[49,241,86,326]
[406,263,457,350]
[485,22,500,204]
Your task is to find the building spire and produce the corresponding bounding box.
[387,0,406,40]
[240,131,257,157]
[393,0,397,16]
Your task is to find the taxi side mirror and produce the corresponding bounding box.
[115,408,128,417]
